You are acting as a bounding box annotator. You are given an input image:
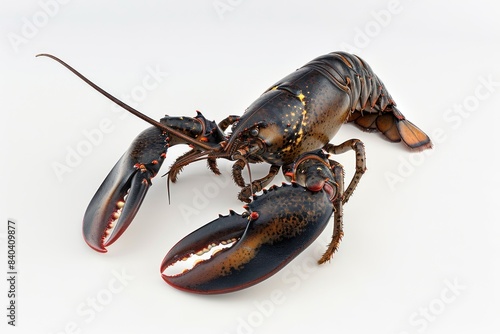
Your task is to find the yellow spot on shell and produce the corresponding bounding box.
[301,109,308,127]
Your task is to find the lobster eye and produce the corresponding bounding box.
[250,127,259,137]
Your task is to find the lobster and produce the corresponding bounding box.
[38,52,431,294]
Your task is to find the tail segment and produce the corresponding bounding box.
[347,107,432,151]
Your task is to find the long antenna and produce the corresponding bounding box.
[247,160,254,202]
[36,53,214,151]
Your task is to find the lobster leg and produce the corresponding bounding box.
[217,115,240,131]
[237,164,281,202]
[318,160,345,264]
[230,141,281,202]
[231,159,247,188]
[324,139,366,204]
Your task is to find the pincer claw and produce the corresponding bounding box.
[161,183,334,294]
[83,126,168,252]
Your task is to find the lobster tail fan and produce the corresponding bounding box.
[396,118,432,150]
[348,110,432,150]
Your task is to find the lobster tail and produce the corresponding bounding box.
[306,52,431,150]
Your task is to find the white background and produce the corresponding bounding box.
[1,1,499,333]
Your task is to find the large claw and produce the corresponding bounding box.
[83,112,226,252]
[83,126,168,252]
[161,183,334,294]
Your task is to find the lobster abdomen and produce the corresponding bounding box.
[303,52,432,150]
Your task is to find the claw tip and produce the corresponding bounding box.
[84,240,108,253]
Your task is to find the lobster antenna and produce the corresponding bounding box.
[36,53,214,151]
[247,161,254,202]
[166,175,172,205]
